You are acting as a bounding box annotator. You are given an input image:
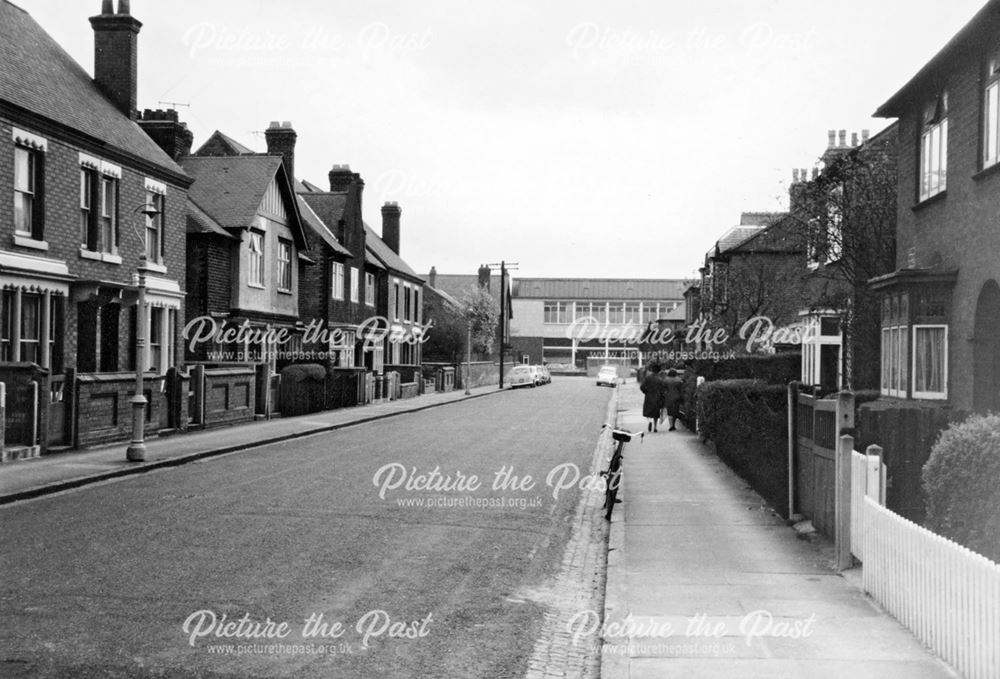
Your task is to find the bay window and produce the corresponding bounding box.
[912,325,947,399]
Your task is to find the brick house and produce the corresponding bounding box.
[871,0,1000,411]
[0,0,191,451]
[180,137,311,367]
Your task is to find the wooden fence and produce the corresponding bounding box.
[846,436,1000,679]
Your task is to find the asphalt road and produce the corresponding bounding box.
[0,377,613,679]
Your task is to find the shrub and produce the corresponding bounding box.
[696,379,789,517]
[279,363,327,416]
[923,413,1000,562]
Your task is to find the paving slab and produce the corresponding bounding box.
[601,380,959,679]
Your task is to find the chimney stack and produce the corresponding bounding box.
[381,202,401,255]
[90,0,142,119]
[478,264,491,290]
[138,108,193,160]
[329,164,356,192]
[428,266,437,288]
[265,121,297,185]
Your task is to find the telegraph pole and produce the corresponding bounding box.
[487,261,518,389]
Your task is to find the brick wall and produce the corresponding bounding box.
[202,367,256,427]
[893,55,1000,410]
[1,116,188,373]
[75,373,169,447]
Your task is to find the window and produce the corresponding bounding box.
[80,168,96,247]
[248,232,264,287]
[881,325,908,398]
[14,145,43,240]
[912,325,947,399]
[100,177,118,254]
[0,291,51,365]
[393,280,400,319]
[608,302,624,324]
[365,272,375,307]
[350,267,359,303]
[919,92,948,201]
[145,191,165,262]
[331,261,345,300]
[985,54,1000,168]
[544,301,570,324]
[277,239,292,291]
[19,294,41,364]
[624,303,640,323]
[404,284,412,321]
[149,307,163,372]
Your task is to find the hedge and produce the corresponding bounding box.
[279,363,327,416]
[922,413,1000,562]
[696,379,790,517]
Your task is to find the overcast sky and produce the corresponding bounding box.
[17,0,988,281]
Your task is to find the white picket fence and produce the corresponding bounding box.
[848,441,1000,679]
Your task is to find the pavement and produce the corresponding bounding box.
[0,384,500,505]
[601,380,960,679]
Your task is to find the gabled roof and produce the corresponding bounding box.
[424,284,463,311]
[186,197,235,239]
[193,130,255,156]
[296,195,351,257]
[180,154,283,228]
[876,0,1000,117]
[364,223,422,280]
[179,154,308,248]
[512,278,687,299]
[0,1,186,180]
[300,192,348,227]
[708,226,763,259]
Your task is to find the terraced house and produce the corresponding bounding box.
[0,0,191,454]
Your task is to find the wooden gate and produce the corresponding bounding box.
[794,391,839,536]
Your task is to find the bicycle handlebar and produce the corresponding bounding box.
[601,424,644,443]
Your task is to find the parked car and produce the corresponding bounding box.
[533,365,551,385]
[506,364,536,389]
[596,365,619,387]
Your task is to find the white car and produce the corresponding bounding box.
[506,365,536,389]
[596,366,619,387]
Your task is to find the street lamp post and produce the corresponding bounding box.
[126,204,161,462]
[465,321,472,395]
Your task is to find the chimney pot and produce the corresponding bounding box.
[838,129,847,147]
[812,167,819,179]
[101,0,113,14]
[862,129,870,142]
[793,169,800,182]
[851,132,859,146]
[429,266,437,288]
[117,0,131,14]
[827,130,836,148]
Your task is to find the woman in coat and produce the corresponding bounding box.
[661,368,684,431]
[640,363,665,432]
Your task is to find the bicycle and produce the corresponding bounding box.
[601,425,643,520]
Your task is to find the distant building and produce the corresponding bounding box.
[509,278,687,367]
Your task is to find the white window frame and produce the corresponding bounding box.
[919,94,948,201]
[248,231,265,288]
[985,55,1000,168]
[365,272,375,307]
[911,324,948,400]
[277,239,292,292]
[881,324,909,398]
[350,267,359,303]
[331,261,345,300]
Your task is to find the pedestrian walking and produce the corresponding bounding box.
[661,368,684,431]
[640,363,665,432]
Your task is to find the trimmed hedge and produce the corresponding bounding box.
[696,379,789,517]
[922,414,1000,562]
[279,363,327,416]
[672,352,800,431]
